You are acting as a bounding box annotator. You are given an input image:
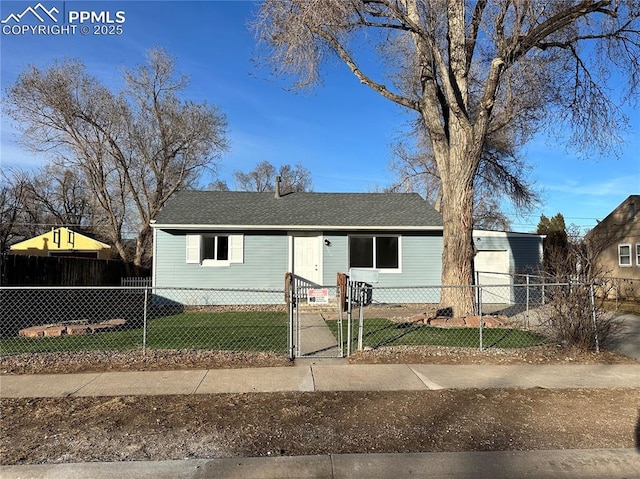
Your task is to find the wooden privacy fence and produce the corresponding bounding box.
[0,254,126,286]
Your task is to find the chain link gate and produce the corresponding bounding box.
[286,274,343,359]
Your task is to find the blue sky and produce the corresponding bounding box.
[1,0,638,234]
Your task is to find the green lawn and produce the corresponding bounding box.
[327,318,547,349]
[0,311,288,355]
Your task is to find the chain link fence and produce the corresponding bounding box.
[1,279,606,359]
[0,287,289,357]
[334,282,552,354]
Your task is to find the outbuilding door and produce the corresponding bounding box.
[474,250,512,304]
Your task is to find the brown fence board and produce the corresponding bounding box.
[0,254,126,286]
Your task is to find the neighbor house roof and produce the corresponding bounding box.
[584,194,639,241]
[10,227,111,251]
[151,191,443,231]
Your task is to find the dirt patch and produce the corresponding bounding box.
[0,350,291,375]
[1,344,636,375]
[348,344,638,365]
[2,388,639,465]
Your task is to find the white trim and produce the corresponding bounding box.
[473,229,545,239]
[636,243,640,267]
[152,227,157,288]
[151,223,443,232]
[202,259,231,267]
[618,243,632,267]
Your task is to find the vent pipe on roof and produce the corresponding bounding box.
[275,176,281,198]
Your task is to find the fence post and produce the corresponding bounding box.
[589,283,600,354]
[346,280,352,357]
[357,285,365,351]
[478,285,484,351]
[142,286,148,356]
[525,274,530,328]
[337,283,344,358]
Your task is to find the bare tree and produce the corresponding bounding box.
[5,49,228,267]
[22,165,92,232]
[234,161,277,192]
[254,0,640,315]
[389,129,537,230]
[234,160,313,193]
[540,223,620,352]
[207,180,230,191]
[0,170,29,252]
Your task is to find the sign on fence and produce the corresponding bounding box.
[307,288,329,304]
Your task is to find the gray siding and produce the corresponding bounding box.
[474,234,543,275]
[155,229,444,304]
[320,233,442,287]
[320,233,443,303]
[154,230,289,290]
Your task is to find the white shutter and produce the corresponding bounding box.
[229,234,244,263]
[186,235,201,264]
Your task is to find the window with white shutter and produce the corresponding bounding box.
[186,234,243,266]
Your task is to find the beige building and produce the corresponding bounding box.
[9,227,112,260]
[586,195,639,298]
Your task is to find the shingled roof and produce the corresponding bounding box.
[152,191,443,230]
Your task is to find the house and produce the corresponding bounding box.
[150,189,543,305]
[9,227,112,260]
[585,195,639,298]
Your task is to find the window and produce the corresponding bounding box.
[349,235,399,270]
[636,243,640,266]
[203,236,229,261]
[618,244,631,267]
[186,234,243,265]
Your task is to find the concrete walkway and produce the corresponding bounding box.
[2,363,640,398]
[297,313,342,357]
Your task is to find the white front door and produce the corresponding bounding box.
[293,234,322,284]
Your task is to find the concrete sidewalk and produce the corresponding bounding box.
[2,363,640,478]
[1,363,640,398]
[2,449,639,478]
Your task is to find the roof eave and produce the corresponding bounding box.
[150,223,443,231]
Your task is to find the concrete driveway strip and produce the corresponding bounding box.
[408,364,640,389]
[196,366,314,394]
[312,364,428,391]
[72,370,208,396]
[610,313,640,360]
[0,373,101,398]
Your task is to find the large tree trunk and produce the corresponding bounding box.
[134,226,153,269]
[433,122,478,317]
[439,177,476,317]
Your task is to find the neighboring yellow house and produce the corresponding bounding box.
[9,227,112,260]
[586,195,639,299]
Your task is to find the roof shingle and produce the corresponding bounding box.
[152,191,443,229]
